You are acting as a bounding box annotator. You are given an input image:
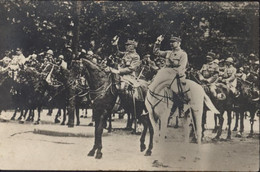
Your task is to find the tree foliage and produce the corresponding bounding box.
[0,1,258,68]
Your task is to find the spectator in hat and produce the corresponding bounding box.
[46,49,55,63]
[57,55,67,70]
[198,52,219,97]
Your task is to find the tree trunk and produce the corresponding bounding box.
[67,1,81,128]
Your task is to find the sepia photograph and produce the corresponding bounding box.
[0,1,259,171]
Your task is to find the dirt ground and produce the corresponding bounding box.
[0,109,259,171]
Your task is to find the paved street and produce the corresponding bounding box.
[0,109,259,171]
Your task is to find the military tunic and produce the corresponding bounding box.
[149,43,188,92]
[222,65,237,93]
[153,44,188,76]
[117,50,141,75]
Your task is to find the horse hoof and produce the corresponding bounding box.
[212,137,219,142]
[87,150,95,157]
[68,124,74,128]
[140,144,146,152]
[10,117,15,120]
[55,119,60,123]
[233,128,237,131]
[226,136,231,140]
[144,150,152,156]
[173,125,179,128]
[34,121,40,125]
[19,121,24,124]
[212,128,217,133]
[247,133,253,138]
[76,122,80,126]
[17,117,22,120]
[235,133,242,138]
[60,122,65,125]
[95,152,102,159]
[88,122,94,126]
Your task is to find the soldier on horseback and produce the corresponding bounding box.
[198,52,219,98]
[149,35,191,104]
[219,57,239,97]
[109,37,142,92]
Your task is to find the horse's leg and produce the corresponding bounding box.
[55,109,61,123]
[145,115,154,156]
[201,109,207,140]
[213,112,224,140]
[236,111,245,137]
[88,109,106,159]
[212,114,219,133]
[160,107,171,141]
[19,109,27,123]
[34,107,41,125]
[193,109,202,144]
[10,108,17,120]
[26,109,31,121]
[226,110,232,140]
[233,111,239,131]
[76,107,80,126]
[107,113,112,133]
[61,108,66,125]
[247,110,256,138]
[139,115,148,152]
[126,112,132,129]
[84,108,88,118]
[183,110,192,143]
[47,108,52,116]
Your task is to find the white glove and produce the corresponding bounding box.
[112,36,119,46]
[155,35,164,44]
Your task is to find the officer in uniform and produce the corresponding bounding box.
[219,57,238,97]
[149,35,190,103]
[109,38,141,86]
[198,52,219,97]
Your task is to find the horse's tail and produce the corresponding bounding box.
[204,93,220,114]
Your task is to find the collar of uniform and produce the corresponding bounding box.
[127,49,136,53]
[172,47,181,52]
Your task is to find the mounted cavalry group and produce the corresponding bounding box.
[0,35,259,159]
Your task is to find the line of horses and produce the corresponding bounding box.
[0,58,259,159]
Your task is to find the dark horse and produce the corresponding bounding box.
[10,67,49,124]
[188,70,234,140]
[80,58,148,159]
[233,78,259,138]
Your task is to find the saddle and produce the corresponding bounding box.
[117,75,148,102]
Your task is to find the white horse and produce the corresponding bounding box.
[141,74,219,156]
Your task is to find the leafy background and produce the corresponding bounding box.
[0,1,258,69]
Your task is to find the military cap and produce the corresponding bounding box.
[125,39,138,47]
[225,57,234,63]
[58,55,64,59]
[206,52,216,59]
[212,59,219,64]
[46,49,54,55]
[170,36,181,42]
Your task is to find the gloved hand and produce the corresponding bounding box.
[155,35,164,44]
[112,36,119,46]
